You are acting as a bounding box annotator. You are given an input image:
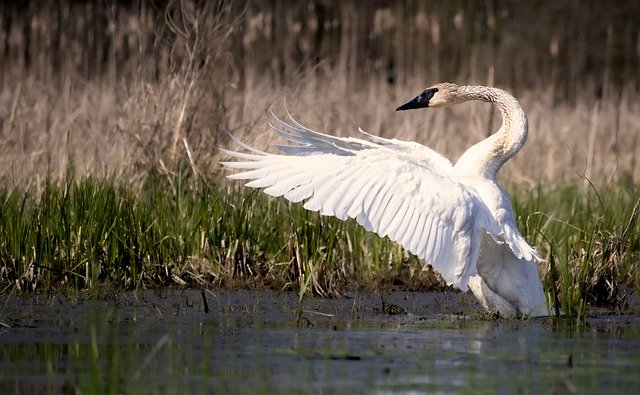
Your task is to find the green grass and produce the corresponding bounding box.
[1,175,638,321]
[0,173,413,296]
[513,182,640,321]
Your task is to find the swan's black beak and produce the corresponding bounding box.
[396,88,438,111]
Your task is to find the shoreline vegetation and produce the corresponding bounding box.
[1,175,638,319]
[1,1,639,320]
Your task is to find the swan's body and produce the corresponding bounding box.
[221,82,549,318]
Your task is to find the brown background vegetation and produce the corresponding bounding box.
[0,0,639,187]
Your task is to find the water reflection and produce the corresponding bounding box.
[0,290,639,393]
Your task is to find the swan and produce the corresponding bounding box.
[221,82,550,318]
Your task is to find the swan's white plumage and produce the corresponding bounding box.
[224,111,517,291]
[221,82,549,318]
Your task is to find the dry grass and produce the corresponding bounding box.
[1,71,638,190]
[0,1,638,189]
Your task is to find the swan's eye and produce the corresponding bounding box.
[423,88,438,101]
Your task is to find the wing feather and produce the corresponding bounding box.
[221,113,536,290]
[409,212,427,253]
[263,171,311,197]
[379,192,403,235]
[346,175,380,219]
[432,222,444,262]
[418,214,436,258]
[368,184,396,228]
[283,183,314,202]
[383,197,410,239]
[388,202,413,242]
[318,178,354,219]
[401,203,421,249]
[361,174,389,214]
[430,216,443,259]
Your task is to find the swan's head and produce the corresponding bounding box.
[396,82,460,111]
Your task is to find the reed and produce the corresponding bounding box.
[0,1,638,188]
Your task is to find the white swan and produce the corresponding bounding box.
[221,82,550,318]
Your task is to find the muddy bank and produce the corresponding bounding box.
[0,290,483,339]
[2,288,638,331]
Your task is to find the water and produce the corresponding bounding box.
[1,290,639,394]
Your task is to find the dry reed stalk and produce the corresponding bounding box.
[0,1,638,189]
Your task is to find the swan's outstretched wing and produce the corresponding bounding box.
[221,115,527,290]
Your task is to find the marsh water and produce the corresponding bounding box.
[1,290,639,394]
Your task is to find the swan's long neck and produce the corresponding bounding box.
[452,85,528,180]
